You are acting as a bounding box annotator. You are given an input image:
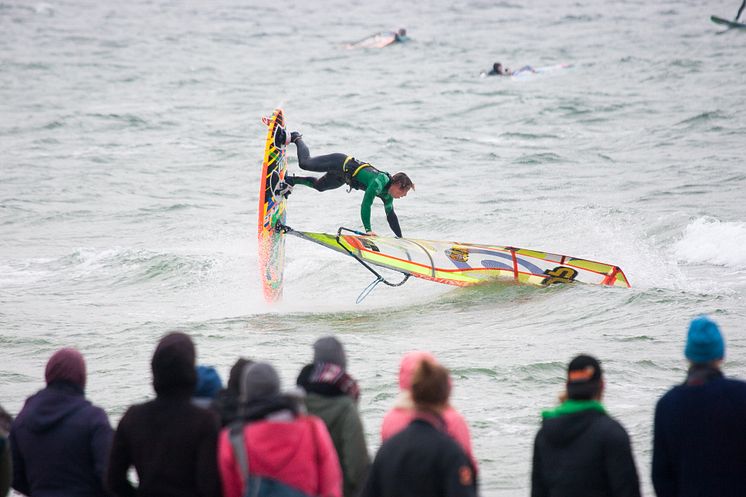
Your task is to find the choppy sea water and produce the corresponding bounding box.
[2,0,745,495]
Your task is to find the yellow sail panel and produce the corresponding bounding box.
[289,230,630,289]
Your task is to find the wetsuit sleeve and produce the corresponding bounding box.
[360,177,386,232]
[384,197,403,237]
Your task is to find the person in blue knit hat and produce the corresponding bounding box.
[192,365,224,410]
[652,315,746,497]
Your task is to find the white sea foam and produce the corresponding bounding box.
[674,217,746,268]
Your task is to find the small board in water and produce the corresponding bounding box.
[711,15,746,29]
[511,63,571,80]
[258,108,288,303]
[480,64,571,79]
[346,31,399,49]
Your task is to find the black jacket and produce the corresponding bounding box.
[361,414,477,497]
[532,403,640,497]
[106,332,222,497]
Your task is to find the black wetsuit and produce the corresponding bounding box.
[286,138,403,237]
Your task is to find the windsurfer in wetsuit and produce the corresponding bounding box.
[274,129,414,238]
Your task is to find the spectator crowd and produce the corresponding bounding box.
[1,315,745,497]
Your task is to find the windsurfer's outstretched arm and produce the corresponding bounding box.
[384,199,403,238]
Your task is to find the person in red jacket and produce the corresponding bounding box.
[218,362,342,497]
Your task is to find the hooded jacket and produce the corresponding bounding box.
[9,381,113,497]
[298,363,370,497]
[107,332,222,497]
[362,413,477,497]
[380,352,476,471]
[217,398,342,497]
[531,400,640,497]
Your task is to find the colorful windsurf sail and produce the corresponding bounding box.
[283,226,630,289]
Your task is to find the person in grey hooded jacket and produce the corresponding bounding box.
[297,336,369,497]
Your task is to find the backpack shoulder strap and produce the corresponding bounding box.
[229,423,251,495]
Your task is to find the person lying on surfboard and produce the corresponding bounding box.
[483,62,536,77]
[273,128,414,238]
[346,28,409,49]
[393,28,409,42]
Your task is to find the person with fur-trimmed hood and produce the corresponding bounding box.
[297,336,370,497]
[531,354,640,497]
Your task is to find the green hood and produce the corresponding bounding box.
[541,399,606,419]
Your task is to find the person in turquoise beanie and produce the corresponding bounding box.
[653,315,746,497]
[531,354,640,497]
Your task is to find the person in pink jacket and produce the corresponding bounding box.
[380,351,478,471]
[218,362,343,497]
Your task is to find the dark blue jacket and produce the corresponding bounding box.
[653,368,746,497]
[9,381,113,497]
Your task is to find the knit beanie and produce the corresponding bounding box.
[313,336,347,370]
[240,362,280,404]
[152,331,197,396]
[45,348,87,389]
[566,354,602,400]
[194,365,223,399]
[685,316,725,363]
[399,351,436,390]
